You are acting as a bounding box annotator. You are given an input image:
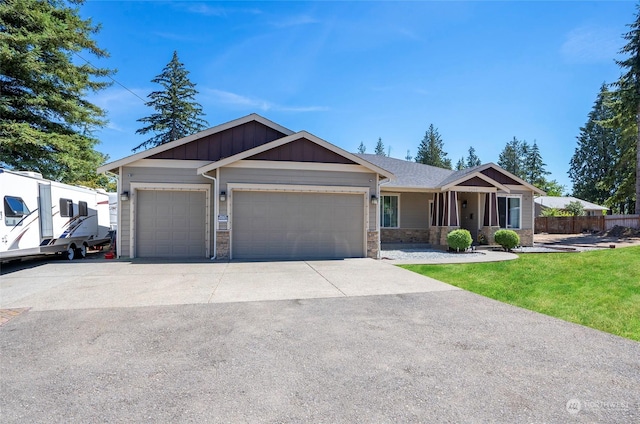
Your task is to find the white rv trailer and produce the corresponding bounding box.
[0,168,112,261]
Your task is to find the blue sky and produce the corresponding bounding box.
[82,1,636,191]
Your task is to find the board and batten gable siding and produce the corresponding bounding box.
[248,138,357,164]
[218,167,378,231]
[148,120,287,161]
[119,165,215,257]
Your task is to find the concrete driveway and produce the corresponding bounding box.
[0,258,457,311]
[1,257,639,423]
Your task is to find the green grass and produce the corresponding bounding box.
[402,246,640,341]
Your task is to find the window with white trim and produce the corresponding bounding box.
[497,195,521,229]
[380,195,399,228]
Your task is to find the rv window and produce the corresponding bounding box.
[79,201,88,216]
[4,196,30,226]
[60,198,73,217]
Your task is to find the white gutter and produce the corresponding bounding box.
[200,173,218,260]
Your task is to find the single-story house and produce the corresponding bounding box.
[98,113,543,260]
[356,154,544,247]
[534,196,608,216]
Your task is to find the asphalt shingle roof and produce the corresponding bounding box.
[355,154,456,189]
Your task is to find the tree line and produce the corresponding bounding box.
[568,4,640,214]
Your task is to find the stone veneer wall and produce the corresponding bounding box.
[380,228,430,244]
[479,227,534,247]
[514,229,533,246]
[367,231,379,259]
[216,231,230,260]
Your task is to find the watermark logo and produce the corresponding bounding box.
[566,397,631,415]
[566,398,581,415]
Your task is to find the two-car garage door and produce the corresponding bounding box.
[232,191,365,260]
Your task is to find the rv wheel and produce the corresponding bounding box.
[65,245,76,261]
[76,244,87,259]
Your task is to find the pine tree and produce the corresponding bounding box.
[405,150,412,161]
[415,124,452,169]
[611,4,640,213]
[455,157,465,170]
[498,137,526,178]
[523,141,550,188]
[465,146,481,168]
[134,51,208,152]
[570,84,627,212]
[357,142,366,154]
[0,0,113,185]
[374,137,386,156]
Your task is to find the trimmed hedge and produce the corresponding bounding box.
[447,229,473,251]
[494,229,520,251]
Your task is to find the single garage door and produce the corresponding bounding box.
[136,190,206,258]
[232,191,365,260]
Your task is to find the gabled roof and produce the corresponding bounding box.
[356,155,545,194]
[198,132,395,179]
[439,163,545,194]
[97,113,294,174]
[535,196,608,211]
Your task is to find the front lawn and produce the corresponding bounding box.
[402,246,640,341]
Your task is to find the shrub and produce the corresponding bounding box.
[494,229,520,251]
[447,229,473,251]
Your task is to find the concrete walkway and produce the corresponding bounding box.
[0,258,458,311]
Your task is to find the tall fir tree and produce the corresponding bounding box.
[455,157,465,170]
[497,137,526,178]
[465,146,481,168]
[0,0,114,185]
[357,141,366,154]
[374,137,386,156]
[405,150,412,161]
[569,84,621,209]
[522,141,550,188]
[415,124,452,169]
[611,4,640,213]
[134,51,208,152]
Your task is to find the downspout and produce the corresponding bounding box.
[200,173,217,260]
[104,170,121,258]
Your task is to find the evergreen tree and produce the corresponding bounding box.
[523,141,550,187]
[498,137,527,178]
[611,4,640,213]
[540,180,566,197]
[357,141,366,154]
[0,0,113,185]
[415,124,452,169]
[569,84,620,209]
[465,146,481,168]
[374,137,386,156]
[405,150,412,161]
[455,157,465,170]
[134,51,208,152]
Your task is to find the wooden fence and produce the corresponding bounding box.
[535,215,640,234]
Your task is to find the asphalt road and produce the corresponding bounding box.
[1,290,638,423]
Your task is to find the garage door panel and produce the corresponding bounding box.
[232,191,364,260]
[137,190,206,258]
